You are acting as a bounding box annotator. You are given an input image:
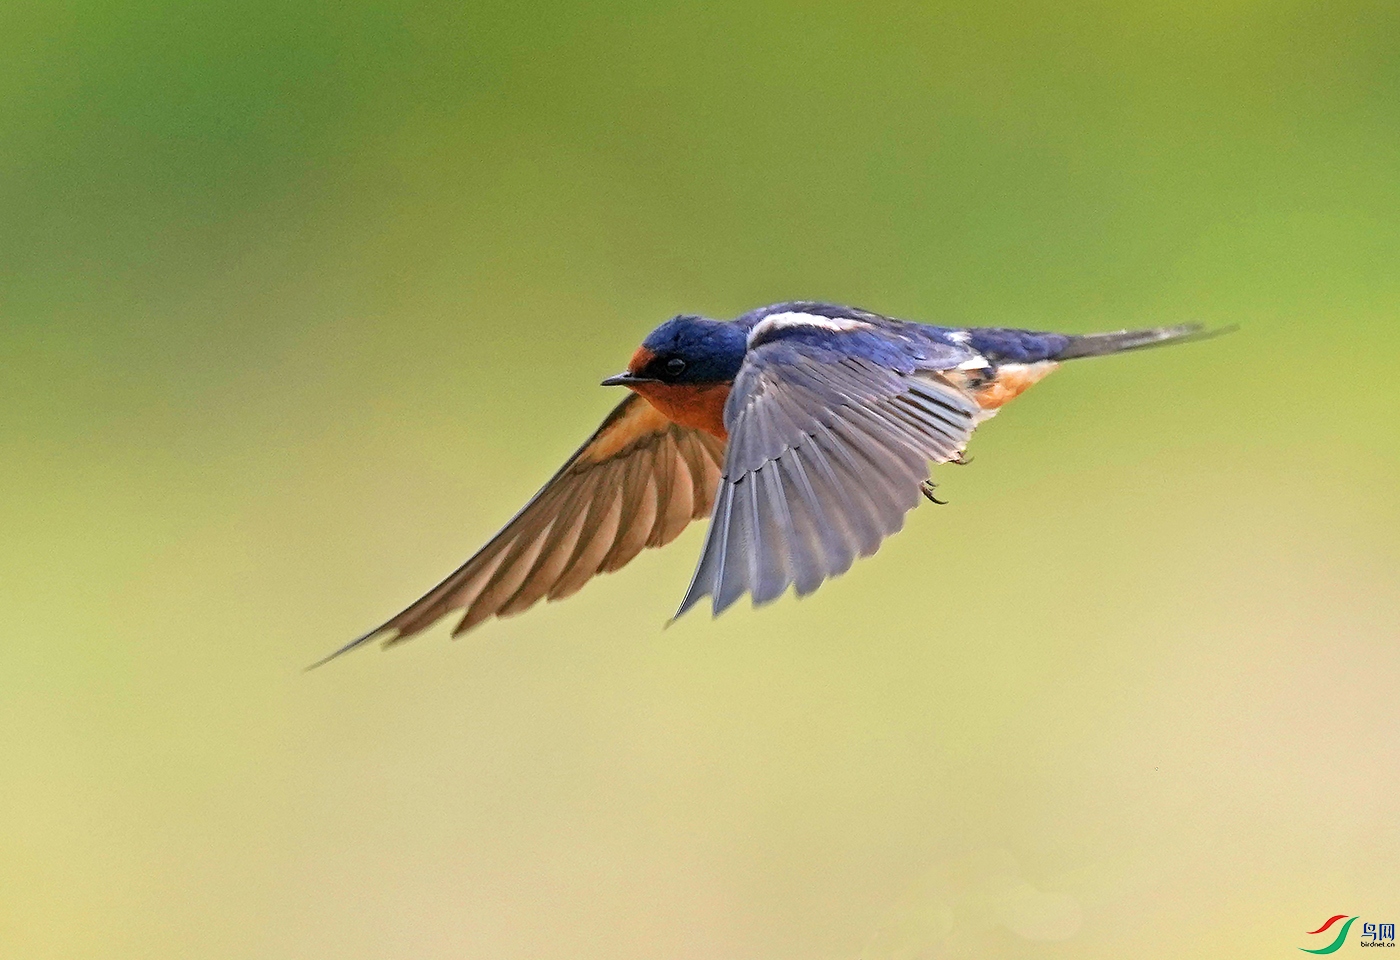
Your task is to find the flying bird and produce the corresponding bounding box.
[317,302,1216,664]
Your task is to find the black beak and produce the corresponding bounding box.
[600,372,655,387]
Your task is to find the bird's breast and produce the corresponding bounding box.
[631,381,731,440]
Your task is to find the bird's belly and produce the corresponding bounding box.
[633,382,731,439]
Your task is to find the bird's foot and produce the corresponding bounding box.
[920,479,947,505]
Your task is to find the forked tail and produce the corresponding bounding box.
[1054,323,1228,360]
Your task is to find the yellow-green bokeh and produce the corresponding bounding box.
[3,1,1398,957]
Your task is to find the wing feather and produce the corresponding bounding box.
[547,486,624,602]
[650,435,694,546]
[601,454,659,573]
[676,344,983,617]
[753,463,794,604]
[781,447,851,591]
[316,394,726,664]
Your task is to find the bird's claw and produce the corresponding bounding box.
[920,480,947,505]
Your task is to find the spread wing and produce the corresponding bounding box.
[675,339,983,618]
[317,394,725,665]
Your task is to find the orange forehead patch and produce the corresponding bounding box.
[628,346,655,374]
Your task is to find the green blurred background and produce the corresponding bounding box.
[3,1,1398,957]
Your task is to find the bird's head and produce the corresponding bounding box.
[602,315,748,389]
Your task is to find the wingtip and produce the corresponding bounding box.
[671,589,707,625]
[669,585,749,628]
[304,626,391,671]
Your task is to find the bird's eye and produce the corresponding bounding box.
[665,357,687,377]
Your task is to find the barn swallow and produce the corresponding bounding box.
[315,302,1218,665]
